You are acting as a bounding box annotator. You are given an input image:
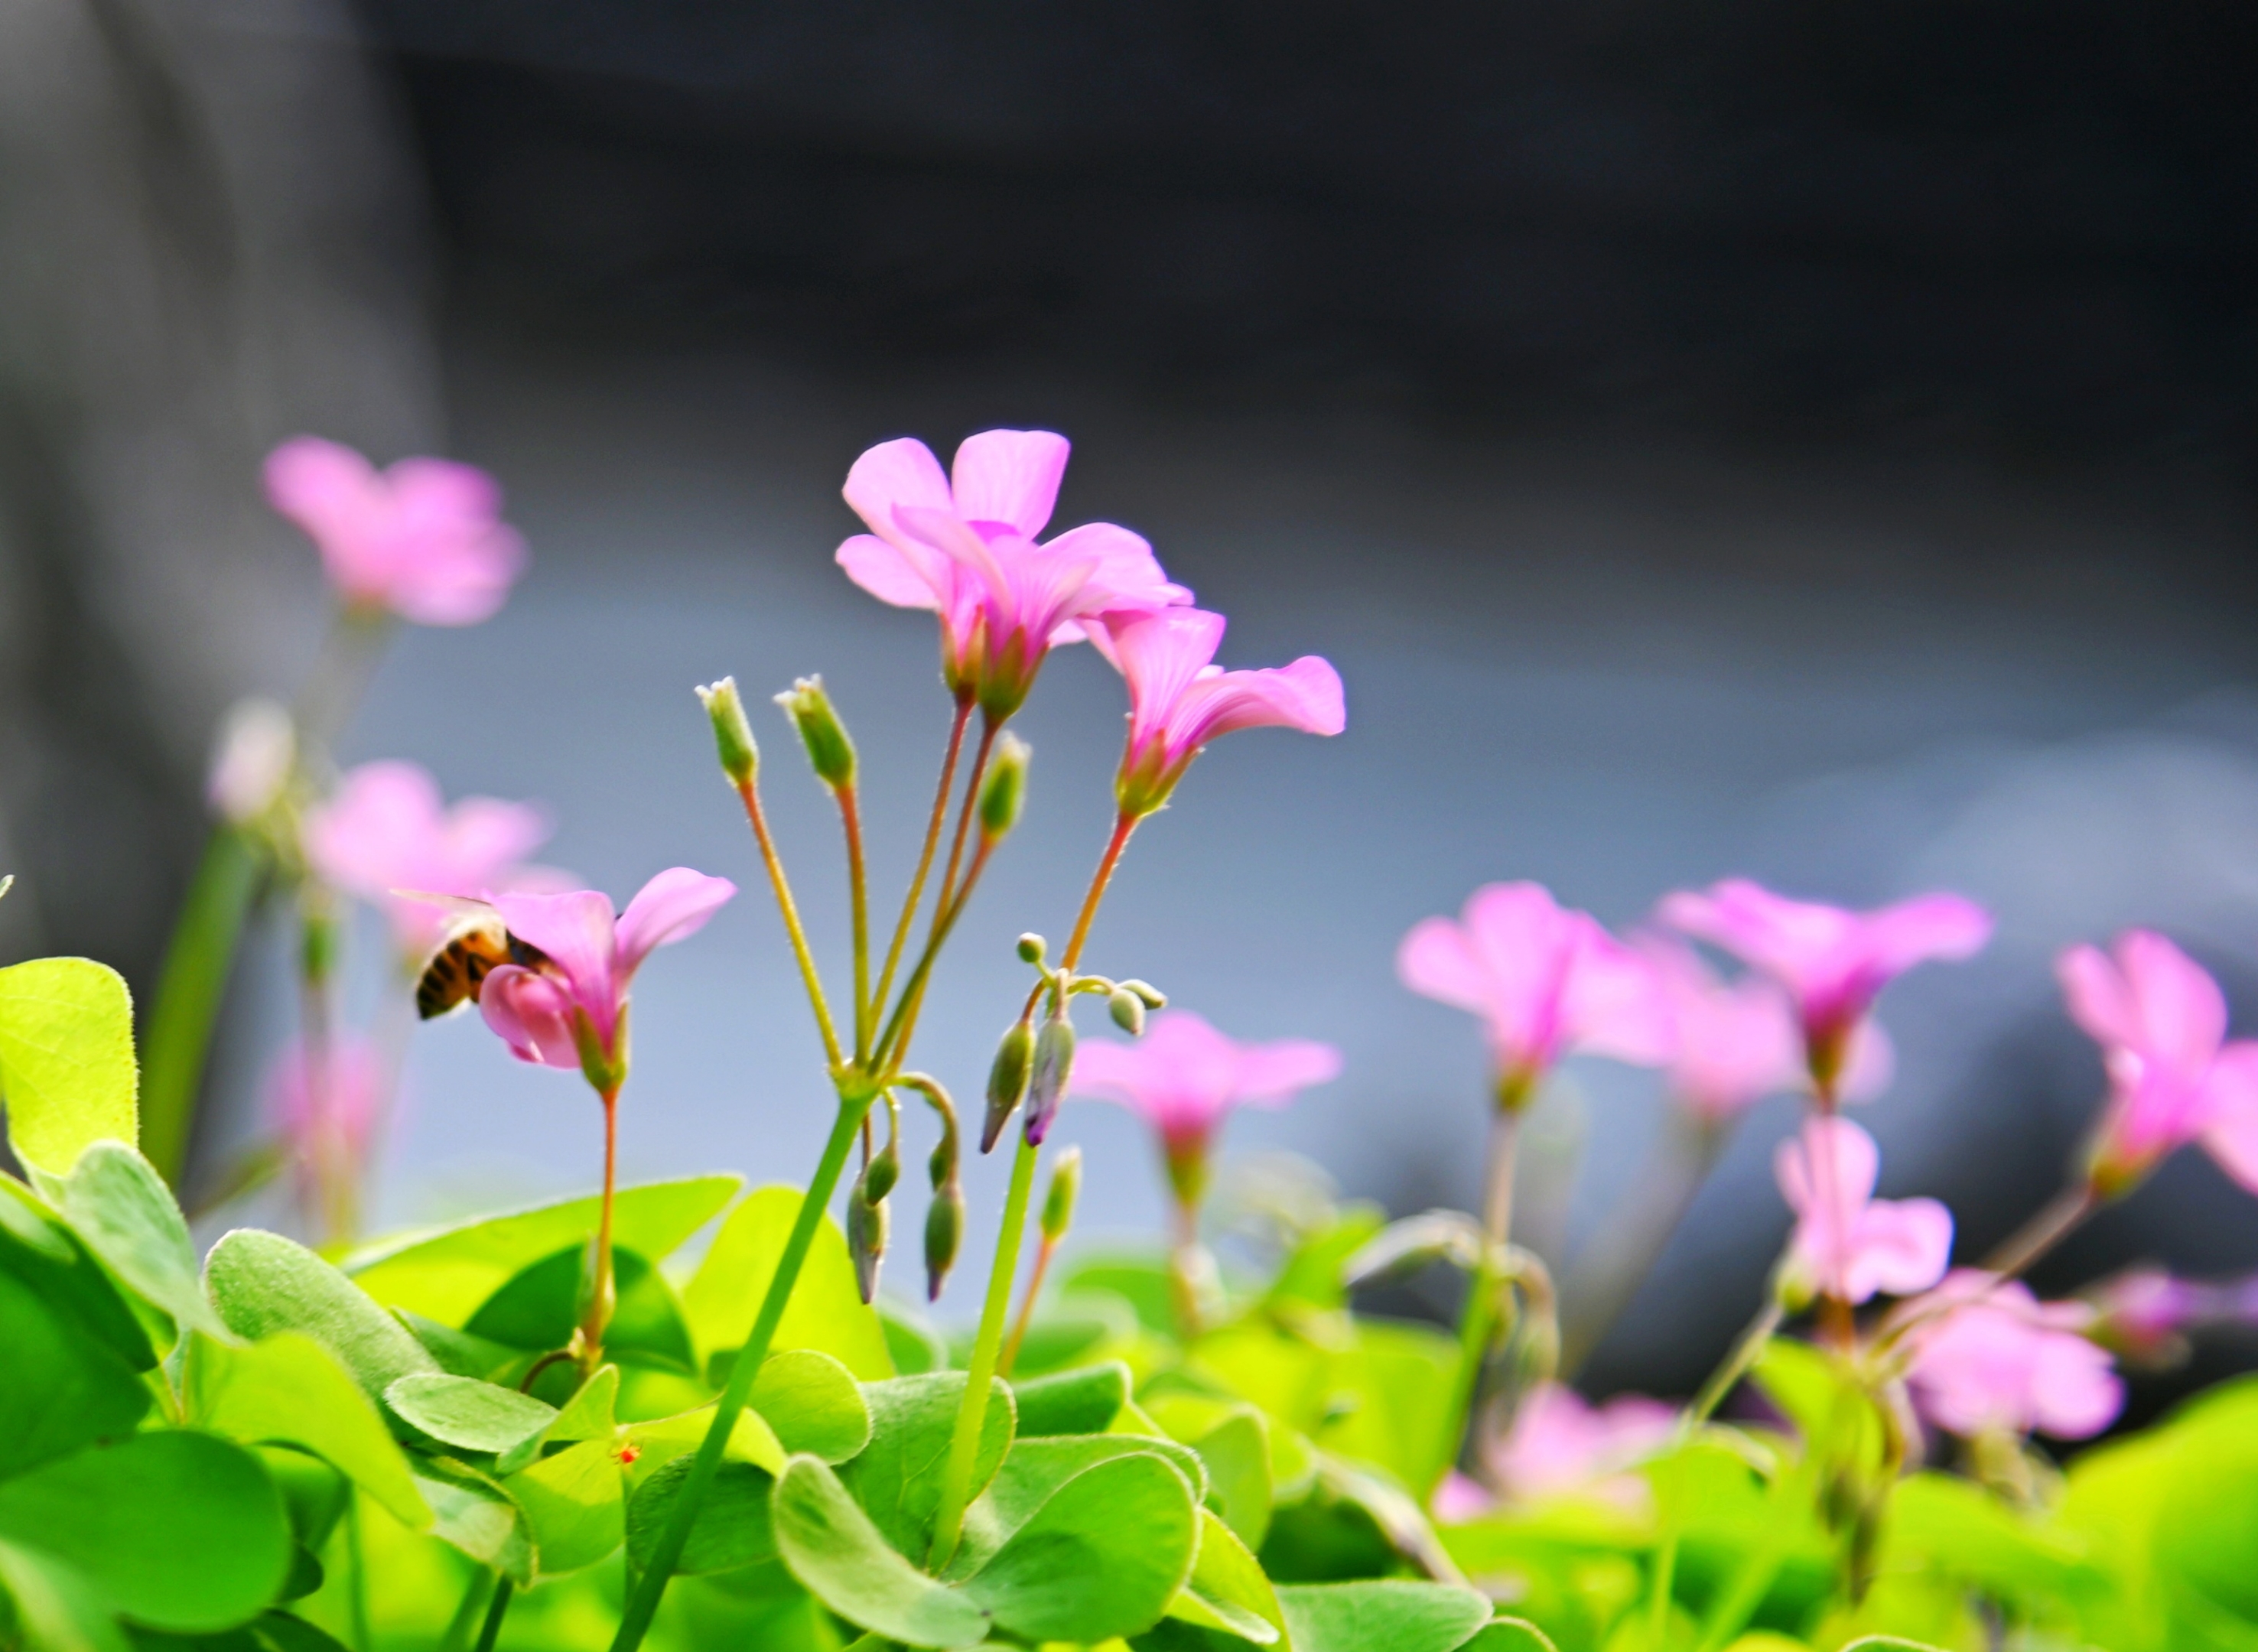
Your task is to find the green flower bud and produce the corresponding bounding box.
[978,732,1031,841]
[1107,986,1146,1036]
[924,1182,965,1302]
[1025,1014,1076,1146]
[864,1133,901,1204]
[1118,978,1167,1010]
[983,1021,1034,1153]
[1040,1145,1082,1244]
[1017,933,1046,965]
[847,1176,888,1305]
[695,677,759,785]
[773,675,856,790]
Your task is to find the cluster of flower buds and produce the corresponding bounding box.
[903,1075,965,1302]
[980,932,1167,1153]
[847,1105,901,1304]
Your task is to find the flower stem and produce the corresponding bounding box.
[838,783,873,1063]
[1983,1182,2095,1280]
[871,698,973,1037]
[1443,1106,1521,1474]
[1560,1112,1725,1376]
[608,1096,869,1652]
[579,1085,621,1370]
[734,776,843,1068]
[869,831,997,1077]
[141,824,263,1186]
[473,1577,513,1652]
[934,718,1000,919]
[1000,1230,1059,1377]
[929,1130,1039,1569]
[1061,812,1137,972]
[1688,1294,1785,1426]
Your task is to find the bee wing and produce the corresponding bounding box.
[392,889,501,921]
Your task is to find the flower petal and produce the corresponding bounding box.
[2199,1041,2258,1193]
[837,533,946,610]
[478,965,581,1069]
[2120,929,2228,1075]
[951,430,1070,539]
[1844,1195,1954,1302]
[1167,656,1346,750]
[1231,1038,1343,1105]
[842,437,953,542]
[614,867,737,977]
[1397,915,1491,1014]
[490,889,619,1008]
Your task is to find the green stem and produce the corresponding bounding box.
[839,784,872,1062]
[345,1493,372,1652]
[929,1131,1039,1569]
[734,776,844,1068]
[140,825,262,1186]
[1443,1106,1521,1473]
[473,1576,514,1652]
[871,698,972,1028]
[1688,1295,1785,1427]
[439,1568,495,1652]
[608,1098,870,1652]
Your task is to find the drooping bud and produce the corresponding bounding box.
[1116,978,1167,1010]
[978,733,1031,841]
[695,678,759,786]
[1025,1013,1076,1146]
[864,1130,902,1205]
[983,1021,1034,1152]
[1107,986,1146,1036]
[924,1183,965,1302]
[1017,933,1046,965]
[773,675,857,790]
[1040,1145,1082,1244]
[847,1173,889,1305]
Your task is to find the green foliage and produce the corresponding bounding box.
[683,1185,893,1380]
[206,1228,441,1403]
[770,1455,991,1647]
[55,1143,233,1341]
[1274,1579,1498,1652]
[0,957,137,1180]
[836,1372,1016,1562]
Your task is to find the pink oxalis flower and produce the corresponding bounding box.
[477,868,737,1088]
[838,429,1191,717]
[1905,1271,2123,1441]
[1659,880,1991,1097]
[2056,929,2258,1197]
[265,437,527,626]
[1095,607,1345,817]
[1435,1383,1677,1518]
[1399,883,1668,1109]
[1069,1009,1340,1202]
[269,1032,385,1169]
[2084,1267,2209,1366]
[1774,1115,1952,1305]
[304,761,553,957]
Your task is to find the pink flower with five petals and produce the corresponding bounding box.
[1774,1115,1952,1305]
[304,761,554,957]
[1069,1009,1340,1203]
[1399,883,1669,1108]
[1905,1270,2123,1440]
[264,437,526,626]
[1659,880,1990,1097]
[1094,607,1345,817]
[2056,929,2258,1197]
[838,430,1191,717]
[477,868,737,1087]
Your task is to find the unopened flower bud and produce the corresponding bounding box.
[978,732,1031,841]
[924,1183,964,1302]
[1017,933,1046,965]
[1025,1014,1076,1146]
[864,1133,901,1204]
[695,678,759,786]
[847,1175,889,1305]
[774,675,856,790]
[1108,986,1146,1036]
[207,697,295,825]
[983,1021,1034,1152]
[1117,979,1166,1010]
[1040,1146,1082,1244]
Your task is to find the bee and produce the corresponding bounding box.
[407,896,552,1020]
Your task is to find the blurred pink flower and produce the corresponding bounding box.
[1489,1382,1677,1505]
[206,698,295,825]
[477,868,736,1082]
[304,761,553,956]
[1906,1270,2122,1440]
[1774,1115,1952,1305]
[1399,883,1669,1107]
[2057,929,2258,1196]
[1095,607,1345,817]
[1070,1009,1339,1200]
[1641,936,1893,1122]
[265,437,526,626]
[838,429,1191,717]
[268,1033,385,1169]
[2084,1266,2208,1366]
[1658,880,1990,1094]
[1430,1470,1498,1524]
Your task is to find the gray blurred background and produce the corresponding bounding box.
[2,0,2255,1413]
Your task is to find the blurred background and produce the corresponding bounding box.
[2,0,2254,1413]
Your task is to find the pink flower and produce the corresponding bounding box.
[2056,930,2258,1197]
[1773,1116,1952,1305]
[268,1033,386,1167]
[265,437,527,626]
[1658,880,1991,1094]
[838,430,1191,717]
[1095,607,1345,818]
[1905,1271,2123,1440]
[1489,1382,1677,1505]
[1069,1010,1339,1202]
[206,698,295,825]
[1640,936,1893,1122]
[477,868,737,1085]
[1398,883,1670,1107]
[2084,1267,2208,1365]
[304,761,553,956]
